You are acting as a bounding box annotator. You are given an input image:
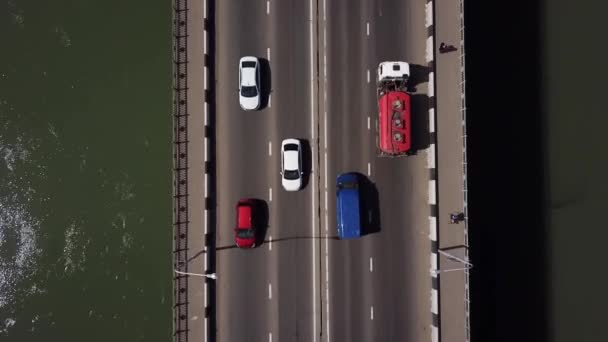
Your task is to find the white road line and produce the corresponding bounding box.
[370,257,373,272]
[323,0,326,21]
[269,94,272,108]
[268,141,272,156]
[325,190,328,212]
[324,152,328,188]
[308,0,318,340]
[370,306,374,320]
[267,47,271,61]
[267,1,270,15]
[268,283,272,299]
[269,332,272,342]
[367,69,370,83]
[269,187,273,202]
[269,235,272,250]
[367,116,370,130]
[324,112,328,149]
[366,22,370,36]
[367,162,371,176]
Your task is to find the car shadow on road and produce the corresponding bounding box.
[253,198,269,247]
[355,173,382,236]
[411,94,431,152]
[408,64,430,93]
[259,58,272,110]
[300,139,312,189]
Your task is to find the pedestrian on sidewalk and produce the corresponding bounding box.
[439,42,458,54]
[449,212,465,224]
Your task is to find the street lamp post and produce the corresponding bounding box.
[431,248,473,275]
[174,269,217,280]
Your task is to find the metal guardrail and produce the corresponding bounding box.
[459,1,471,341]
[172,0,189,341]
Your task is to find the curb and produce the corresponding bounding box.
[425,1,440,341]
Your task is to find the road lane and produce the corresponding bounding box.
[321,0,431,341]
[216,0,318,341]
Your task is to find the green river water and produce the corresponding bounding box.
[0,0,172,340]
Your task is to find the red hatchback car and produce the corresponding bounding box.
[235,199,257,248]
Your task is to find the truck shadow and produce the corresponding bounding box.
[411,94,431,152]
[259,58,272,110]
[408,64,431,93]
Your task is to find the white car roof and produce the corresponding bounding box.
[240,56,258,87]
[378,61,410,80]
[282,139,300,171]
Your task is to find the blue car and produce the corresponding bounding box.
[336,173,361,239]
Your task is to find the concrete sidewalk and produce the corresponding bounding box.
[431,0,471,341]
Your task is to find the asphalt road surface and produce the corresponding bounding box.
[215,0,430,341]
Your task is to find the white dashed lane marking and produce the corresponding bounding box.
[268,235,272,250]
[367,69,370,83]
[269,187,273,202]
[268,283,272,299]
[266,1,270,15]
[268,141,272,156]
[367,162,371,176]
[370,257,373,272]
[370,306,374,320]
[366,22,370,36]
[267,47,271,61]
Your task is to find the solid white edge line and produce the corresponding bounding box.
[369,257,373,272]
[309,0,317,340]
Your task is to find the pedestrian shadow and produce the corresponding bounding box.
[411,94,431,151]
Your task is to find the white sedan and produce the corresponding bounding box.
[280,139,303,191]
[238,56,261,111]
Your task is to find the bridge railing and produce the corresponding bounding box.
[172,0,189,341]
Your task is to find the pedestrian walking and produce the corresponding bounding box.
[449,212,465,223]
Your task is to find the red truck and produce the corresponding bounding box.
[376,61,412,157]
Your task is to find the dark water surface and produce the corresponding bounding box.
[0,1,172,340]
[467,1,608,342]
